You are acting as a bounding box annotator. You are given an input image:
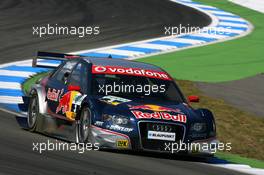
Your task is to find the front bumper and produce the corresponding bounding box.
[137,121,186,152]
[90,125,132,149]
[91,124,218,156]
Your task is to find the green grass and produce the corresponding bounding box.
[216,152,264,169]
[22,72,49,94]
[138,0,264,82]
[178,80,264,162]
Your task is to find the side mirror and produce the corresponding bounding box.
[63,72,70,83]
[188,95,199,103]
[68,85,81,91]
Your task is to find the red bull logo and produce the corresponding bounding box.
[56,91,71,114]
[47,88,63,102]
[129,104,181,113]
[131,110,187,123]
[56,91,81,121]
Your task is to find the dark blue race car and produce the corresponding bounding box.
[24,52,218,155]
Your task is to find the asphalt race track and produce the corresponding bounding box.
[197,74,264,118]
[0,0,210,63]
[0,0,248,174]
[1,114,250,175]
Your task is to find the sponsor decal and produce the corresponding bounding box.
[73,94,87,106]
[56,91,72,114]
[94,121,104,127]
[56,91,86,121]
[116,140,129,148]
[107,125,133,132]
[151,124,172,132]
[99,95,131,106]
[148,131,176,141]
[64,55,80,59]
[92,65,172,81]
[47,88,64,102]
[131,110,187,123]
[129,104,181,113]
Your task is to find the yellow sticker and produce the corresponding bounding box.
[116,140,129,148]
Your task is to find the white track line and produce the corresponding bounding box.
[219,22,248,27]
[13,58,60,68]
[191,33,228,39]
[217,16,246,22]
[177,0,192,2]
[0,96,23,104]
[215,27,245,34]
[206,10,235,16]
[0,59,31,69]
[166,38,206,44]
[0,70,35,77]
[190,4,218,9]
[212,164,264,175]
[131,43,178,50]
[94,49,145,57]
[16,63,33,67]
[0,82,21,90]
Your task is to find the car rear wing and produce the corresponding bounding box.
[32,51,81,68]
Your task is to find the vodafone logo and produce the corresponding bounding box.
[92,65,172,81]
[94,66,107,73]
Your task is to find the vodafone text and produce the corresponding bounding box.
[92,66,172,81]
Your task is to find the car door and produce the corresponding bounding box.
[46,59,79,119]
[57,61,89,120]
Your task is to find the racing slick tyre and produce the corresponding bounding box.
[27,93,39,132]
[76,106,91,143]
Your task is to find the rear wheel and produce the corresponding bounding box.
[76,106,91,143]
[27,94,39,132]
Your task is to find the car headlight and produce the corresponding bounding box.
[190,123,206,132]
[103,114,129,125]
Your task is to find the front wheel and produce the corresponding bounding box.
[76,106,91,143]
[27,94,39,132]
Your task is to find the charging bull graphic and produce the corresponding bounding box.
[56,91,86,121]
[129,104,181,113]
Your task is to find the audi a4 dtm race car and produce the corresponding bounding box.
[19,52,218,155]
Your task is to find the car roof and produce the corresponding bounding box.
[82,57,164,72]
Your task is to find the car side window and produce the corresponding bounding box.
[52,60,78,83]
[68,62,88,93]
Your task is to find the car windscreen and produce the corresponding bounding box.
[91,74,184,103]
